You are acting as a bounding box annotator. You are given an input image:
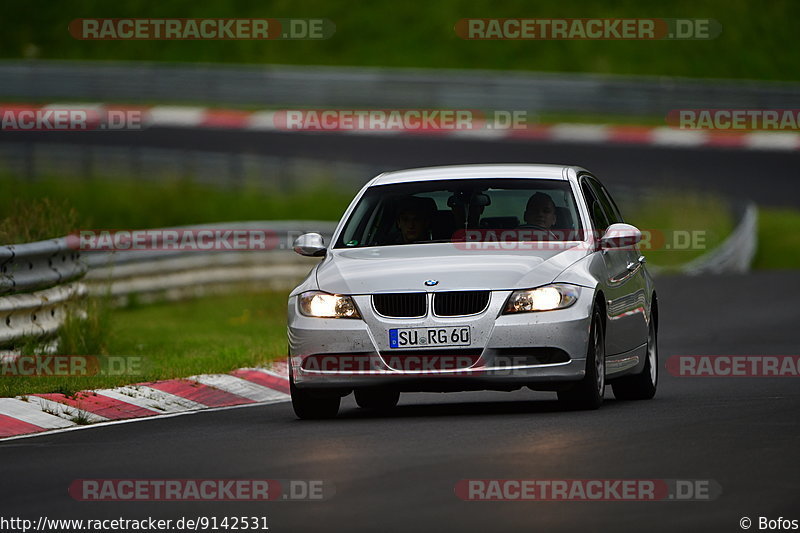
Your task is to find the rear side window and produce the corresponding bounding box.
[580,179,611,233]
[588,177,624,225]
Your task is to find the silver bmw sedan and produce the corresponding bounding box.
[287,164,658,418]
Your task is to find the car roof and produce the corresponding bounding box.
[370,164,586,186]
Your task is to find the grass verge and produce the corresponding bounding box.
[0,174,354,244]
[0,197,79,244]
[754,208,800,269]
[0,290,289,397]
[621,191,734,269]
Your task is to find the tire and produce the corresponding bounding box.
[290,368,340,420]
[612,317,658,401]
[558,308,605,410]
[354,388,400,410]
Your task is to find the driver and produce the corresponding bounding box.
[395,196,434,243]
[520,192,557,229]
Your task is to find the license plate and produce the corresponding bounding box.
[388,326,471,348]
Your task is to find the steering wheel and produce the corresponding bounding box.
[517,224,558,239]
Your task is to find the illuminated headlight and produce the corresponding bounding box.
[298,291,360,319]
[503,284,580,313]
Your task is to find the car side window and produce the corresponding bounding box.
[580,179,611,233]
[588,178,624,225]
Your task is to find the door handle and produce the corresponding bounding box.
[638,255,646,264]
[626,262,636,271]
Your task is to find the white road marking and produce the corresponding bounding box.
[743,132,800,150]
[190,373,289,402]
[0,399,290,442]
[0,397,77,429]
[24,396,108,424]
[650,127,708,146]
[247,111,279,130]
[147,106,207,127]
[95,386,206,414]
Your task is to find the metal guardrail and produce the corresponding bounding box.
[0,283,85,346]
[681,203,758,275]
[0,221,336,348]
[0,238,87,349]
[0,238,86,295]
[83,221,338,304]
[0,206,756,349]
[1,60,799,116]
[0,142,379,189]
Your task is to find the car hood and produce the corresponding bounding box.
[316,243,589,294]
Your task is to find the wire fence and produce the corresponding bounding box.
[1,60,798,115]
[0,142,378,190]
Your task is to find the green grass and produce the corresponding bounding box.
[621,191,734,268]
[0,197,79,244]
[3,0,799,81]
[754,208,800,269]
[0,290,290,397]
[0,174,354,244]
[536,113,665,127]
[57,296,111,356]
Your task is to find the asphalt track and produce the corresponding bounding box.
[3,127,800,206]
[0,272,798,532]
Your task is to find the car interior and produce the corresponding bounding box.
[344,185,583,246]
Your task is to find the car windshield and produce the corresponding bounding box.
[334,178,584,248]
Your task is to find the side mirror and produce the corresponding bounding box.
[599,223,642,250]
[293,233,327,257]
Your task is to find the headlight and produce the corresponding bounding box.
[503,284,580,313]
[298,291,361,318]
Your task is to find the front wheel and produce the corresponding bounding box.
[558,309,605,410]
[612,318,658,401]
[290,369,340,420]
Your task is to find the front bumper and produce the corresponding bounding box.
[288,288,594,391]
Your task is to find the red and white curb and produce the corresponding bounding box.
[4,103,800,151]
[0,361,290,441]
